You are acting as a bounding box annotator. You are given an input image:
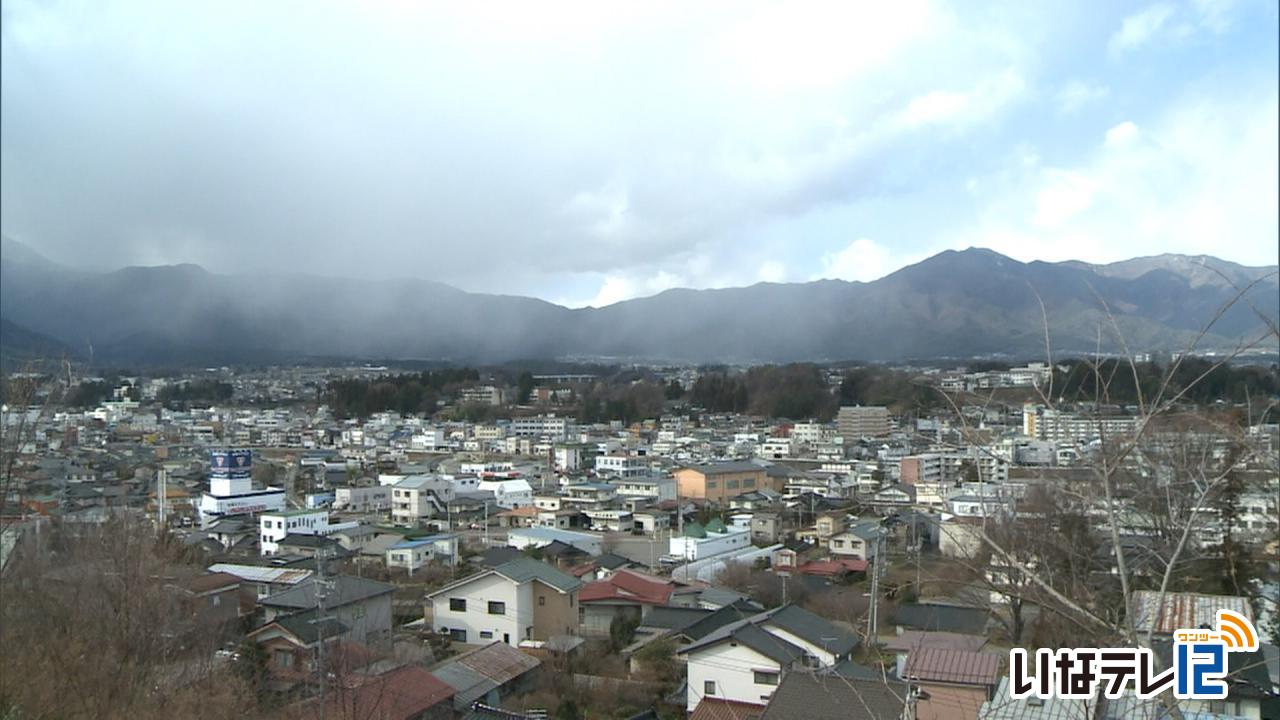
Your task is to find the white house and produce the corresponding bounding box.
[476,479,534,509]
[679,604,858,712]
[385,534,459,572]
[427,558,582,646]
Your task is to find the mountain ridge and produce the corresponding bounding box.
[1,237,1275,366]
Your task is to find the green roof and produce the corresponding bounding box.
[684,521,707,539]
[493,557,582,593]
[705,517,727,534]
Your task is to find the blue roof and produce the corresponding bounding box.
[390,534,454,549]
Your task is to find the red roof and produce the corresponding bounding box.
[579,569,674,605]
[794,558,868,576]
[321,665,454,720]
[689,698,765,720]
[902,647,1002,687]
[568,563,598,578]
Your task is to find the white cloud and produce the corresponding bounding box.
[578,269,685,308]
[1033,169,1099,228]
[1109,3,1176,55]
[952,87,1279,267]
[813,238,897,283]
[899,69,1026,129]
[1104,120,1140,148]
[1055,79,1109,114]
[757,261,787,283]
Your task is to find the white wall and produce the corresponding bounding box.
[686,643,782,712]
[432,573,532,646]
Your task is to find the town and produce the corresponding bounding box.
[1,356,1277,719]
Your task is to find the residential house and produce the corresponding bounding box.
[316,665,455,720]
[427,558,582,646]
[579,569,675,635]
[759,671,908,720]
[902,647,1002,720]
[260,576,397,646]
[386,534,459,572]
[679,604,860,712]
[430,641,542,714]
[247,609,349,693]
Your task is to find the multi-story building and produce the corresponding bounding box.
[390,475,452,527]
[1023,404,1137,443]
[836,406,890,441]
[197,449,286,525]
[333,485,391,514]
[673,462,774,504]
[594,454,649,478]
[511,414,571,440]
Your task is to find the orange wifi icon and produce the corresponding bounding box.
[1217,610,1258,651]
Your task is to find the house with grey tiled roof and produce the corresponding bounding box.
[677,603,861,714]
[427,558,581,647]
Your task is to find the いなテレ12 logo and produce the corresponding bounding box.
[1008,609,1259,701]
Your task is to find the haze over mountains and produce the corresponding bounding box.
[1,238,1275,367]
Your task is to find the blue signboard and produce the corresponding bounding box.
[210,449,253,478]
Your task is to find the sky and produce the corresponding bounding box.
[2,1,1277,308]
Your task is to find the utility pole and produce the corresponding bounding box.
[311,548,336,720]
[866,529,882,645]
[157,468,167,531]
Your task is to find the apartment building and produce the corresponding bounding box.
[594,454,649,478]
[836,405,890,441]
[390,475,452,527]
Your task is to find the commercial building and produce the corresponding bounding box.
[674,462,773,504]
[197,449,286,525]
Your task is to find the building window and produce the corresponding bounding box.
[274,650,294,668]
[754,671,779,685]
[539,596,546,606]
[480,630,494,639]
[707,481,717,489]
[449,628,466,642]
[488,601,506,615]
[704,681,716,696]
[743,478,756,488]
[449,598,466,612]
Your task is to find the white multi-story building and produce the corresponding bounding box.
[790,423,826,445]
[333,486,391,514]
[594,454,648,478]
[390,475,453,527]
[759,438,792,459]
[1023,405,1138,443]
[259,509,328,555]
[613,477,677,504]
[427,558,582,646]
[197,449,286,525]
[511,414,571,440]
[837,405,890,440]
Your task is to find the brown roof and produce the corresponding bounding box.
[320,665,454,720]
[453,641,540,684]
[185,572,240,594]
[690,698,765,720]
[902,647,1002,687]
[1130,591,1252,635]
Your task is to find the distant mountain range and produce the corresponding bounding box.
[1,237,1276,367]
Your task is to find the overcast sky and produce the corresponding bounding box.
[2,1,1276,307]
